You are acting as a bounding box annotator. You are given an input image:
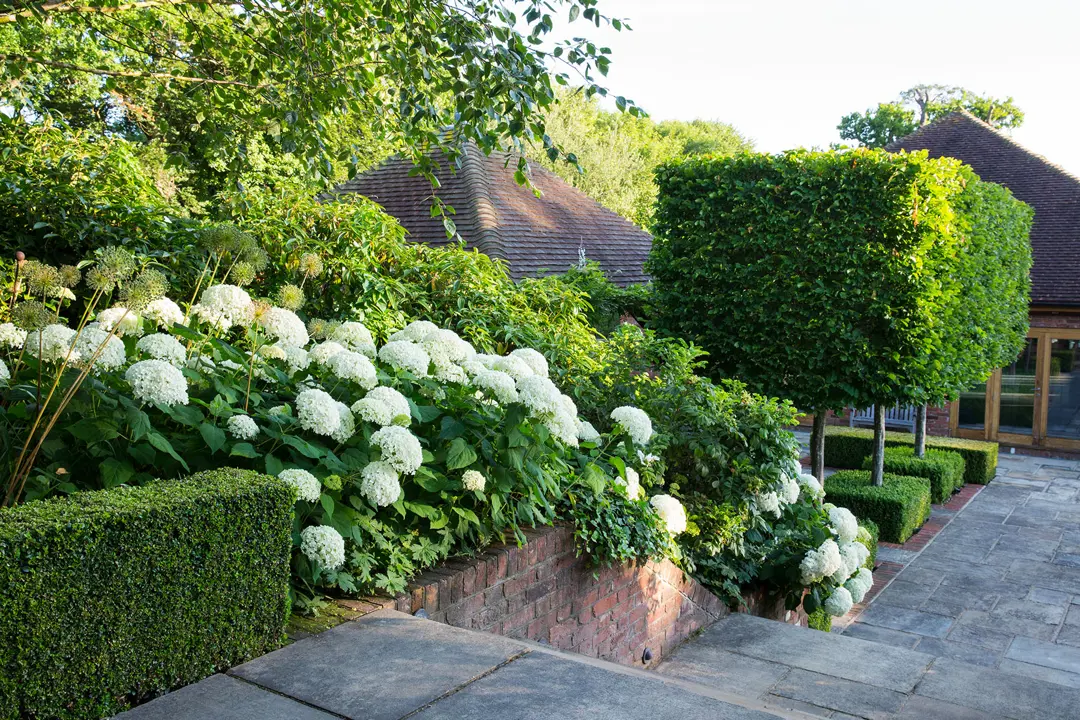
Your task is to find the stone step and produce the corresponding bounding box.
[655,613,1080,719]
[117,610,806,720]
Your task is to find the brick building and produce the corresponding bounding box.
[863,111,1080,452]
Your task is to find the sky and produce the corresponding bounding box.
[584,0,1080,174]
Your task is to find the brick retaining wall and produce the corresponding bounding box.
[388,524,728,667]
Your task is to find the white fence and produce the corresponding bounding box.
[848,405,918,431]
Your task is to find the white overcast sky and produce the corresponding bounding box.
[585,0,1078,174]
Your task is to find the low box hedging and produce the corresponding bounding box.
[0,468,294,720]
[824,470,931,544]
[861,447,966,504]
[824,427,997,484]
[858,518,879,569]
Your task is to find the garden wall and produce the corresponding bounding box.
[387,524,803,668]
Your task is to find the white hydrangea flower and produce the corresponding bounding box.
[125,359,189,405]
[845,567,874,604]
[26,324,79,364]
[328,350,378,389]
[73,326,127,373]
[186,354,215,372]
[798,472,825,501]
[638,450,660,465]
[621,467,642,500]
[509,348,549,377]
[269,404,292,417]
[259,307,309,349]
[388,320,439,343]
[370,425,423,475]
[227,414,259,440]
[833,541,870,584]
[423,328,474,367]
[300,525,346,570]
[578,420,601,443]
[828,505,859,544]
[0,359,9,383]
[778,474,801,505]
[378,340,430,377]
[310,341,347,365]
[492,354,534,381]
[517,375,563,419]
[650,494,687,535]
[279,468,322,502]
[352,386,411,427]
[462,469,486,492]
[136,333,186,366]
[799,539,843,585]
[296,388,342,438]
[0,323,27,349]
[824,586,854,617]
[460,356,489,376]
[360,461,402,507]
[331,321,376,357]
[434,362,469,384]
[284,345,310,374]
[96,306,143,337]
[753,491,782,518]
[143,298,184,329]
[258,344,288,361]
[194,284,254,331]
[545,410,580,447]
[610,406,653,446]
[331,402,355,444]
[472,369,519,404]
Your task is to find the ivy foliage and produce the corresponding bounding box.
[648,148,1032,415]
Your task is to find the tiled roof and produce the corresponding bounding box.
[887,111,1080,307]
[325,148,652,286]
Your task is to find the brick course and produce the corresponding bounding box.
[390,524,728,667]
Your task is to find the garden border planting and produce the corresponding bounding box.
[824,470,931,543]
[825,427,997,484]
[862,446,966,504]
[0,469,294,720]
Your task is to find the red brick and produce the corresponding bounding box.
[593,593,618,618]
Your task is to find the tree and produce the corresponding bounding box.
[0,0,637,210]
[532,90,750,227]
[647,149,1031,484]
[839,85,1024,148]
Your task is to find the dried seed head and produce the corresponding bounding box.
[276,283,305,311]
[299,253,324,279]
[12,300,51,330]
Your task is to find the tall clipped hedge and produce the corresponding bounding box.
[0,469,294,719]
[648,148,1031,474]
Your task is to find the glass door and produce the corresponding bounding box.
[1041,334,1080,450]
[996,337,1040,445]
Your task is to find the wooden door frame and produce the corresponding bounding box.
[951,329,1080,449]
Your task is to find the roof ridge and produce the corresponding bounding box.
[890,111,1080,186]
[462,148,508,260]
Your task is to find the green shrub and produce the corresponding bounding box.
[862,447,966,504]
[824,471,931,543]
[807,607,833,632]
[0,469,293,719]
[858,518,879,569]
[825,427,997,484]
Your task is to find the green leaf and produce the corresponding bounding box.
[100,458,134,488]
[230,442,259,458]
[164,403,203,427]
[321,493,335,521]
[404,501,440,519]
[199,423,227,454]
[265,454,284,476]
[453,506,481,526]
[125,407,151,442]
[127,442,156,466]
[446,438,478,470]
[282,434,325,459]
[68,418,120,445]
[147,433,189,471]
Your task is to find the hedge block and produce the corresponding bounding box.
[862,447,966,504]
[858,518,879,569]
[824,427,997,484]
[824,470,931,544]
[0,469,294,720]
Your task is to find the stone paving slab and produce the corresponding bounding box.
[655,644,790,698]
[915,656,1080,720]
[412,651,782,720]
[228,610,526,720]
[701,614,934,692]
[856,603,954,638]
[115,674,338,720]
[769,669,906,719]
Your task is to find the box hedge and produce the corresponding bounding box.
[0,468,294,720]
[862,446,966,504]
[824,470,931,544]
[825,427,997,485]
[858,518,879,569]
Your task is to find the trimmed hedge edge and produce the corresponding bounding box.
[824,426,997,485]
[825,470,932,544]
[862,446,966,504]
[0,468,294,720]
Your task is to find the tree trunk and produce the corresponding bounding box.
[914,404,927,458]
[871,403,886,487]
[810,412,826,482]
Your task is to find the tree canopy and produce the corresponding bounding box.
[0,0,636,210]
[532,90,751,227]
[838,85,1024,148]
